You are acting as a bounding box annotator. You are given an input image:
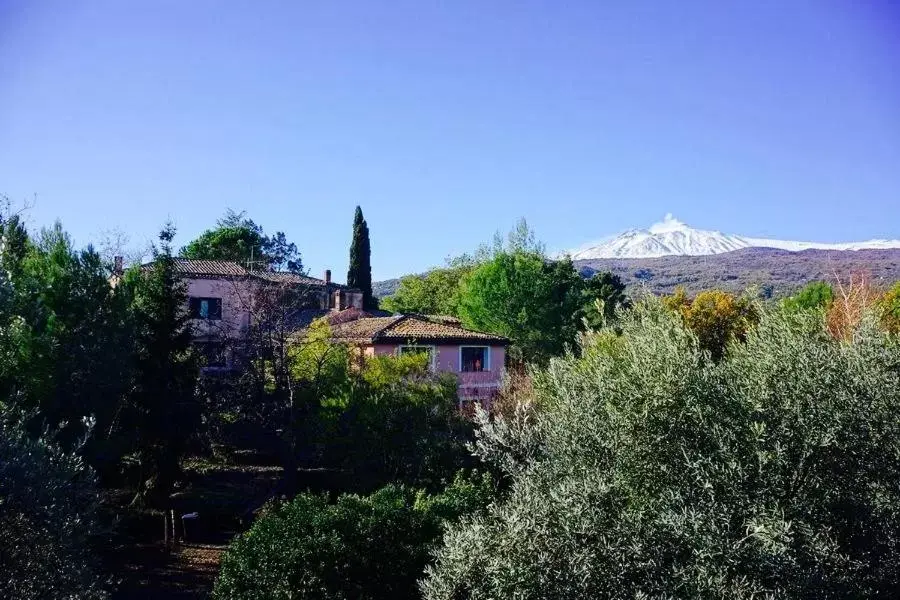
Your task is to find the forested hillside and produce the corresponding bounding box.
[376,247,900,299]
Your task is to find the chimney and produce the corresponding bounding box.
[113,256,124,276]
[324,269,331,285]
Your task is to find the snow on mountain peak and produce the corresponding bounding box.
[567,217,900,260]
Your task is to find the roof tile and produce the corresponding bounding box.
[327,315,507,344]
[380,316,507,343]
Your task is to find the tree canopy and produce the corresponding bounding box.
[579,271,630,329]
[457,251,582,364]
[424,300,900,599]
[380,263,474,317]
[180,210,302,272]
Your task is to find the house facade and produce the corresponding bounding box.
[130,258,508,406]
[166,259,362,368]
[324,312,509,407]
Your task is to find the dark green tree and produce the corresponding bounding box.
[214,473,494,600]
[580,271,631,330]
[128,223,199,506]
[0,221,134,475]
[346,206,374,308]
[181,210,302,272]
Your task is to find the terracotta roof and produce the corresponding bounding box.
[254,270,331,287]
[325,307,393,325]
[329,314,508,345]
[170,259,249,277]
[146,259,337,287]
[330,316,405,342]
[380,316,507,343]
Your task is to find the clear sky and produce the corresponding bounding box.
[1,1,898,281]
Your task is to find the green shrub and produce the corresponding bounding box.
[423,300,900,599]
[214,472,493,600]
[318,352,475,493]
[879,282,900,334]
[0,424,108,599]
[781,280,834,313]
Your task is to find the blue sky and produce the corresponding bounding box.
[1,1,898,281]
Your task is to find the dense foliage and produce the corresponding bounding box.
[180,210,302,272]
[663,287,759,361]
[347,206,374,308]
[458,252,583,363]
[127,224,200,505]
[580,271,630,329]
[0,219,134,470]
[380,260,473,316]
[424,300,900,599]
[0,424,108,599]
[782,280,834,313]
[318,352,474,492]
[214,472,494,600]
[879,281,900,334]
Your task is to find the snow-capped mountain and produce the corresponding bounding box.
[568,215,900,260]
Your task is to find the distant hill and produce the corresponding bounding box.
[575,247,900,297]
[375,247,900,300]
[374,277,403,299]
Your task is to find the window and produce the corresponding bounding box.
[460,346,489,372]
[195,341,227,368]
[399,345,434,368]
[189,297,222,320]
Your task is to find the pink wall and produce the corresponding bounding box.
[185,278,253,341]
[371,343,506,402]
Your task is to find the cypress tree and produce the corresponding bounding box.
[346,206,374,308]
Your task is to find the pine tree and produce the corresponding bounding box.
[128,223,199,506]
[346,206,374,308]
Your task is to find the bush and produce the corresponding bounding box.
[214,472,494,600]
[318,352,475,492]
[422,299,900,599]
[781,281,834,313]
[0,424,108,599]
[664,287,759,360]
[879,281,900,335]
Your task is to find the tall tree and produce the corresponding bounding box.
[458,251,583,364]
[346,206,374,308]
[580,271,630,330]
[128,223,199,506]
[0,220,135,474]
[380,263,474,317]
[181,210,302,272]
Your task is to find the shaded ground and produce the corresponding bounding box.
[112,542,226,599]
[105,455,283,599]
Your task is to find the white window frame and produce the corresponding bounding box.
[459,345,491,373]
[398,345,437,370]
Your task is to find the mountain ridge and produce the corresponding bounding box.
[568,215,900,260]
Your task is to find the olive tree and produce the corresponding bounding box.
[0,424,108,599]
[423,300,900,599]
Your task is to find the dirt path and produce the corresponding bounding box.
[112,542,226,599]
